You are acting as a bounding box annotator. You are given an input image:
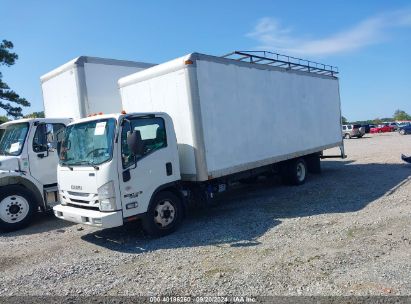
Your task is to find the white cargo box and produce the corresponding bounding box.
[119,53,342,182]
[41,57,154,119]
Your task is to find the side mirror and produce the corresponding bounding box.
[127,130,144,156]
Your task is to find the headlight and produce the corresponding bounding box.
[99,198,117,211]
[97,181,116,211]
[97,181,115,199]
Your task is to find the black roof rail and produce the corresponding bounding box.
[221,51,338,77]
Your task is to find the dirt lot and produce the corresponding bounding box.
[0,132,410,296]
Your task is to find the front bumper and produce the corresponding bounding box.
[53,205,123,228]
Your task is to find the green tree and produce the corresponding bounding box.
[373,118,383,124]
[393,109,411,121]
[341,116,348,124]
[0,115,9,124]
[24,111,44,118]
[0,39,30,118]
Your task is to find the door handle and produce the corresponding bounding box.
[166,162,172,176]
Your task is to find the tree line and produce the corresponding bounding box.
[342,110,411,125]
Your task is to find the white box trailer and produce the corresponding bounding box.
[41,56,155,119]
[119,52,343,182]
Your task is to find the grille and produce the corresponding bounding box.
[67,191,89,197]
[69,198,89,204]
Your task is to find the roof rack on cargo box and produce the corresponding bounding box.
[221,51,338,77]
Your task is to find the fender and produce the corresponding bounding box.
[0,171,44,210]
[148,181,186,213]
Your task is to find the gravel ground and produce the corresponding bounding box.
[0,132,411,296]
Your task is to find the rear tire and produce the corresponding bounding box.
[400,129,405,135]
[142,191,183,237]
[344,133,351,139]
[0,185,37,232]
[281,158,307,186]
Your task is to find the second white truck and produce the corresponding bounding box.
[54,51,344,237]
[0,56,154,231]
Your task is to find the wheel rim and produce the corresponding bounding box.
[400,130,405,135]
[153,200,176,229]
[296,162,306,182]
[0,195,30,224]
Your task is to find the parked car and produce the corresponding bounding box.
[398,123,411,135]
[342,124,365,138]
[370,124,394,133]
[361,124,373,133]
[383,122,398,131]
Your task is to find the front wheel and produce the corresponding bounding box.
[0,185,37,232]
[400,129,405,135]
[142,191,183,237]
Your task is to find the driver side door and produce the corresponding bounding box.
[118,116,179,218]
[28,123,65,185]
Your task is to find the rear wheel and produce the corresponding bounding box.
[0,186,37,232]
[281,158,307,186]
[142,191,183,237]
[344,133,351,139]
[400,129,405,135]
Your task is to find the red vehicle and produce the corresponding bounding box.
[370,124,394,133]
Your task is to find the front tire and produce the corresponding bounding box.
[0,185,37,232]
[142,191,183,237]
[400,129,405,135]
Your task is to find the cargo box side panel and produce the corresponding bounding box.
[120,69,197,177]
[84,63,146,115]
[41,67,81,118]
[196,60,342,177]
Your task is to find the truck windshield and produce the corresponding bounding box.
[0,123,29,156]
[59,119,116,167]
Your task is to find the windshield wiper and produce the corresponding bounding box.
[66,160,100,170]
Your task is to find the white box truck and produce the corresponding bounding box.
[54,51,344,237]
[0,56,154,231]
[41,56,154,119]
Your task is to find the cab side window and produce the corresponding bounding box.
[33,123,65,153]
[121,117,167,168]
